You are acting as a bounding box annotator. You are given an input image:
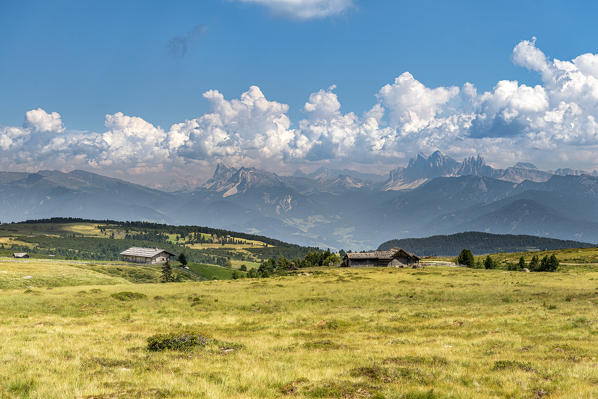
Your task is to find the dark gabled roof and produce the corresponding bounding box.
[120,247,175,258]
[345,247,420,261]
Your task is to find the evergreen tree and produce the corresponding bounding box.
[177,253,187,266]
[538,254,559,272]
[518,256,526,270]
[529,255,540,271]
[548,254,559,271]
[161,262,174,283]
[457,249,475,267]
[484,256,496,269]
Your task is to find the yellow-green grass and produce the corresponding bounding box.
[0,259,129,289]
[0,259,202,288]
[435,246,598,266]
[184,239,271,249]
[229,259,261,270]
[186,243,264,250]
[58,223,106,237]
[489,247,598,266]
[1,265,598,398]
[187,263,246,280]
[0,237,38,249]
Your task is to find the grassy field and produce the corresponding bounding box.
[435,246,598,266]
[187,263,247,280]
[488,247,598,265]
[0,258,206,288]
[1,260,598,398]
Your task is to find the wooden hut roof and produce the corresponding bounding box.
[120,247,175,258]
[345,247,419,261]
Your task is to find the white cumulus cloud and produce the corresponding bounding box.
[377,72,460,133]
[3,37,598,182]
[25,108,65,133]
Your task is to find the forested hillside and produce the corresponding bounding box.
[378,232,594,256]
[0,218,316,266]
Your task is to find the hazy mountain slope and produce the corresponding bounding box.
[457,199,598,242]
[0,171,172,223]
[2,156,598,249]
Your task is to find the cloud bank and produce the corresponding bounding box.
[2,38,598,187]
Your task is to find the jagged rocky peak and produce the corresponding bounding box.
[554,168,598,177]
[457,155,495,177]
[310,167,335,181]
[385,151,461,190]
[203,163,237,190]
[514,162,538,169]
[213,163,236,181]
[331,174,364,189]
[407,150,459,172]
[203,164,288,197]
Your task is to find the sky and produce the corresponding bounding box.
[2,0,598,188]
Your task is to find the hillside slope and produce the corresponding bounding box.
[378,232,595,256]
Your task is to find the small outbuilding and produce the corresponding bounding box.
[120,247,175,264]
[341,247,420,268]
[12,253,29,259]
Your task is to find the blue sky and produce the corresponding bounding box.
[2,0,598,188]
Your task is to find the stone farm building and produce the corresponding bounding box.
[120,247,175,264]
[341,247,420,268]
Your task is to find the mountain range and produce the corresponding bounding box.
[1,152,598,249]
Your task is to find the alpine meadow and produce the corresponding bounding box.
[2,1,598,398]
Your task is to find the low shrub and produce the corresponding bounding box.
[492,360,535,372]
[110,291,147,301]
[147,332,209,352]
[302,340,343,350]
[404,390,443,399]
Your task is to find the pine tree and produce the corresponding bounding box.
[161,262,174,283]
[529,255,540,272]
[549,255,559,271]
[177,253,187,266]
[518,256,526,270]
[457,249,475,267]
[484,256,496,269]
[540,256,549,271]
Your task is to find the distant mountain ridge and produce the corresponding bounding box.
[382,151,582,190]
[1,152,598,249]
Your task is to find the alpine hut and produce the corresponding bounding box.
[120,247,175,264]
[341,247,420,268]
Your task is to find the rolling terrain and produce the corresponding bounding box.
[0,219,314,278]
[1,252,598,398]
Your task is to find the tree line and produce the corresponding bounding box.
[457,249,559,272]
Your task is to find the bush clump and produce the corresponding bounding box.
[147,332,209,352]
[492,360,535,372]
[110,291,147,301]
